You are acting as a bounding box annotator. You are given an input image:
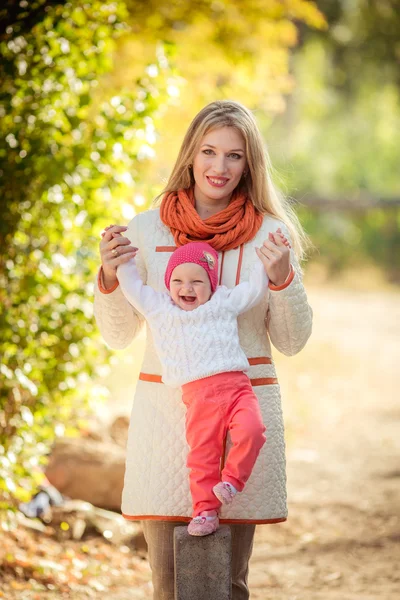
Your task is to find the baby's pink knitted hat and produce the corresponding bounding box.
[164,242,219,292]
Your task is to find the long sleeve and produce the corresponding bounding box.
[116,258,163,316]
[93,214,145,350]
[225,259,269,315]
[266,224,313,356]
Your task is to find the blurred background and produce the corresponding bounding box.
[1,1,399,598]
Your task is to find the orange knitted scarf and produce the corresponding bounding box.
[160,187,263,252]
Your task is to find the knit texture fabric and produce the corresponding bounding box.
[160,187,264,251]
[117,258,268,387]
[164,242,219,292]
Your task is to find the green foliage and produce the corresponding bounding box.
[124,0,326,49]
[268,40,400,198]
[298,206,400,281]
[308,0,400,92]
[263,5,400,280]
[0,0,174,506]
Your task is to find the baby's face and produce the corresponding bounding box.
[169,263,212,311]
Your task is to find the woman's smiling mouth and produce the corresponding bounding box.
[206,176,229,188]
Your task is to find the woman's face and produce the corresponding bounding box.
[192,126,247,206]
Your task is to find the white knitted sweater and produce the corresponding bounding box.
[116,259,269,387]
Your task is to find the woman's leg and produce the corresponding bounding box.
[141,519,186,600]
[231,523,256,600]
[142,520,256,600]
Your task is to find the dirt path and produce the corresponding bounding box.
[248,286,400,599]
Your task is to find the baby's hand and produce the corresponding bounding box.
[256,227,291,287]
[269,228,291,249]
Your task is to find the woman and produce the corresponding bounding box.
[94,100,313,599]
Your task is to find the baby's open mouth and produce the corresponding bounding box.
[180,296,196,303]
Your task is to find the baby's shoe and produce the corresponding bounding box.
[213,481,237,505]
[188,511,219,536]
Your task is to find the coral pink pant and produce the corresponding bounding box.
[181,371,266,516]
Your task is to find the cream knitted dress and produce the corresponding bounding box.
[94,209,313,523]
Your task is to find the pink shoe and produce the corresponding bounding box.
[213,482,237,505]
[188,513,219,536]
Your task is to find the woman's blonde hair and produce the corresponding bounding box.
[154,100,310,260]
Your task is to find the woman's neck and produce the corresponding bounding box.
[194,190,231,220]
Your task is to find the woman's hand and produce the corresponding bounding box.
[100,224,138,289]
[256,228,292,286]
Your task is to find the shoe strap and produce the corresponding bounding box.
[193,515,217,523]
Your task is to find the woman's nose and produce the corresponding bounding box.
[212,154,227,174]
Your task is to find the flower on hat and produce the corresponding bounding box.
[200,251,216,270]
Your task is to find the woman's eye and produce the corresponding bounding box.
[203,149,242,159]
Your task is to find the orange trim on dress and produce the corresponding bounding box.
[252,377,278,386]
[139,371,278,387]
[248,357,272,366]
[98,267,120,294]
[155,246,177,252]
[268,264,295,291]
[139,373,163,383]
[122,513,287,524]
[235,245,244,285]
[219,251,225,284]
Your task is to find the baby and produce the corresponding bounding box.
[117,241,269,536]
